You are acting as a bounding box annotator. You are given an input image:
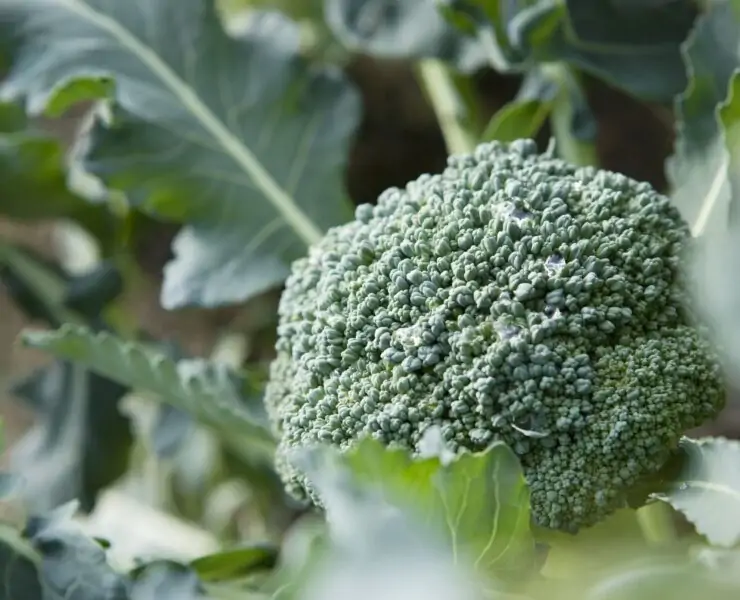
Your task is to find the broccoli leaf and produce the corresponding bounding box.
[315,428,536,581]
[129,561,206,600]
[2,253,133,513]
[572,556,740,600]
[20,324,277,461]
[654,437,740,548]
[24,503,130,599]
[294,442,491,600]
[0,522,44,600]
[481,99,552,143]
[720,71,740,226]
[0,100,115,243]
[189,544,280,582]
[560,0,696,101]
[444,0,695,101]
[481,68,558,142]
[0,0,361,309]
[324,0,488,72]
[537,509,645,579]
[666,1,740,236]
[10,360,132,514]
[2,506,216,600]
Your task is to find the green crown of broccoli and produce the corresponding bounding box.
[264,139,725,532]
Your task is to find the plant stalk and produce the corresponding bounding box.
[636,501,678,545]
[415,59,478,155]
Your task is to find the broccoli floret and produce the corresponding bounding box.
[264,139,725,532]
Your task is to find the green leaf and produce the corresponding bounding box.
[10,359,133,514]
[654,437,740,548]
[25,502,130,599]
[577,557,740,600]
[190,544,280,582]
[0,522,43,600]
[20,323,277,461]
[0,100,115,242]
[559,0,697,101]
[0,244,75,328]
[0,246,123,329]
[293,441,491,600]
[2,253,133,514]
[325,0,488,72]
[481,99,552,143]
[544,64,598,166]
[537,509,645,579]
[666,1,740,236]
[0,1,361,308]
[721,69,740,225]
[445,0,696,101]
[301,428,536,582]
[129,561,206,600]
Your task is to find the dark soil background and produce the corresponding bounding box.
[0,58,734,451]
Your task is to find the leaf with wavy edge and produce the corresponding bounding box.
[0,0,360,308]
[654,437,740,548]
[20,324,276,460]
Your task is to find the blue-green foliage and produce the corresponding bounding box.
[264,139,725,532]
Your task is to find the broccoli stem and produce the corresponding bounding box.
[636,501,678,545]
[415,59,478,155]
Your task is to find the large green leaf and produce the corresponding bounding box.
[666,0,740,236]
[20,323,277,461]
[0,1,361,309]
[654,437,740,548]
[0,100,115,242]
[297,428,536,582]
[324,0,488,72]
[294,440,492,600]
[444,0,697,102]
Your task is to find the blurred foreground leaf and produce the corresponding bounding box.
[21,324,277,462]
[292,437,490,600]
[654,437,740,548]
[0,0,360,309]
[574,557,740,600]
[297,427,536,582]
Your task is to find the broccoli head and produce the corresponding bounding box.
[264,139,725,532]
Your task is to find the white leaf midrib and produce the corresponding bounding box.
[59,0,324,246]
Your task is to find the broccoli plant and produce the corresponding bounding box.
[2,1,740,600]
[264,139,726,532]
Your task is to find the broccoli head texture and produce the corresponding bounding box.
[264,139,725,532]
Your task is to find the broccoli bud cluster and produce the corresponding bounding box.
[265,139,725,532]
